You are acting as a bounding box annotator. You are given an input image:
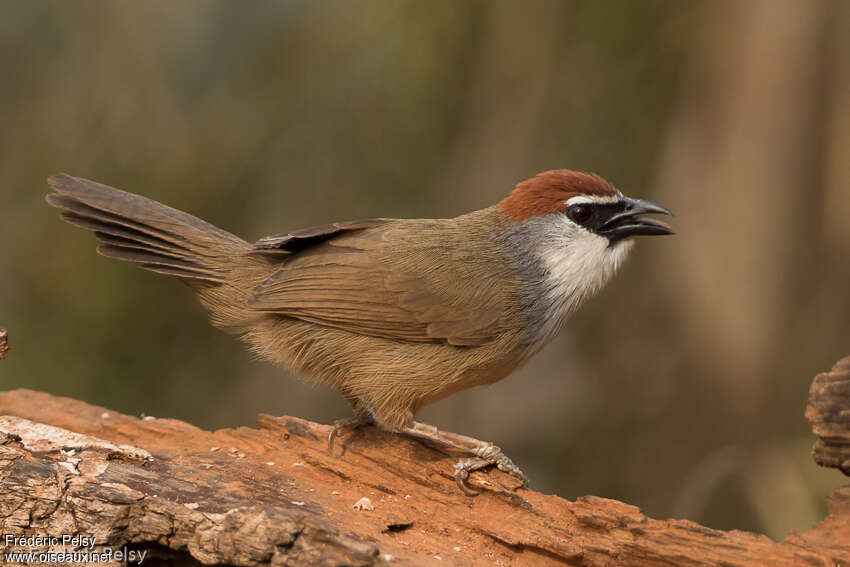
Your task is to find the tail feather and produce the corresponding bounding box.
[57,209,191,256]
[48,193,194,251]
[91,229,184,257]
[47,174,239,241]
[96,243,225,280]
[46,174,251,283]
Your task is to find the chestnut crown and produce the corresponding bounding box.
[499,170,616,221]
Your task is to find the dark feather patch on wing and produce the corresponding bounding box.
[251,219,391,255]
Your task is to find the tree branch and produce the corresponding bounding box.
[0,359,848,565]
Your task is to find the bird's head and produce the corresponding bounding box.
[498,169,674,339]
[499,169,673,245]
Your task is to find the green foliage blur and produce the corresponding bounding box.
[1,0,848,539]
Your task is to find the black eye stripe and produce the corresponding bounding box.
[566,202,627,231]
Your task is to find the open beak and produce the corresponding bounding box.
[600,197,674,244]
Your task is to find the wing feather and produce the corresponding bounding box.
[247,220,504,345]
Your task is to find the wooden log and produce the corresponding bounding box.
[0,358,848,566]
[806,356,850,475]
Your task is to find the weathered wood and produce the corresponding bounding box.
[0,365,848,566]
[0,328,7,359]
[807,356,850,475]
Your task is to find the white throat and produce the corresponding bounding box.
[521,214,633,343]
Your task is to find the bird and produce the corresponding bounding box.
[46,169,673,495]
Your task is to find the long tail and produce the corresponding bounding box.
[47,174,251,281]
[46,174,264,330]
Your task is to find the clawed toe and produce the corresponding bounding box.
[495,457,530,487]
[453,444,529,496]
[327,416,370,456]
[454,457,489,496]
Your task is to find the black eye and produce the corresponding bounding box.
[568,205,592,224]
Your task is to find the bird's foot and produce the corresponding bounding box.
[453,443,530,496]
[400,422,529,496]
[328,416,371,456]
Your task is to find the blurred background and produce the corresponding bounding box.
[1,0,848,539]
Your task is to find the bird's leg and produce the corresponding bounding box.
[328,396,376,456]
[400,421,529,496]
[328,415,373,456]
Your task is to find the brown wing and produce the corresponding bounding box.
[247,221,503,346]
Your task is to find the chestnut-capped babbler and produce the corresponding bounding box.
[46,170,673,495]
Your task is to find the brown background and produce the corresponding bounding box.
[1,0,848,538]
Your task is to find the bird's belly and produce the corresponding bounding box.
[245,315,526,427]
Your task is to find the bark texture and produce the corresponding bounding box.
[0,365,847,566]
[0,328,7,360]
[807,356,850,475]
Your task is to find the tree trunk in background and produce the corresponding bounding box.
[655,0,826,405]
[822,0,850,321]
